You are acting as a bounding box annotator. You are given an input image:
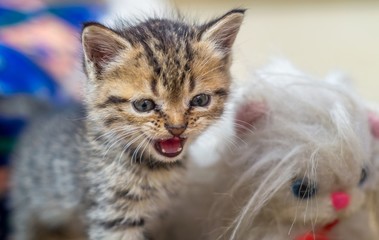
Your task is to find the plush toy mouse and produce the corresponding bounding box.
[154,60,379,240]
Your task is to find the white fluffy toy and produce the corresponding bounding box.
[155,61,379,240]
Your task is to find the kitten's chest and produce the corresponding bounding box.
[88,149,187,206]
[123,160,186,200]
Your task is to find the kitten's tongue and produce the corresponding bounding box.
[155,137,184,158]
[160,138,182,153]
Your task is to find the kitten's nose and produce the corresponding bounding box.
[165,124,187,136]
[331,192,350,211]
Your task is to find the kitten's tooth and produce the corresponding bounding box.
[162,149,166,153]
[178,147,182,152]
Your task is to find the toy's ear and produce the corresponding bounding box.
[324,71,354,89]
[369,111,379,139]
[235,101,267,137]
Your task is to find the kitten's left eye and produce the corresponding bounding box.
[133,99,156,112]
[359,168,368,186]
[190,94,211,107]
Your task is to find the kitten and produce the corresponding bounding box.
[155,60,377,240]
[10,9,245,240]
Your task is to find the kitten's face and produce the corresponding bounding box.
[90,41,229,162]
[82,11,244,162]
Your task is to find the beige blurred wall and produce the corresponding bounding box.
[173,0,379,102]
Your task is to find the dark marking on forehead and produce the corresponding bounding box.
[124,20,196,97]
[151,78,158,96]
[214,88,229,97]
[189,76,195,92]
[97,96,129,108]
[115,18,225,101]
[140,41,161,76]
[185,43,194,62]
[135,52,143,59]
[133,52,144,68]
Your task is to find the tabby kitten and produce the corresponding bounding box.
[11,9,245,240]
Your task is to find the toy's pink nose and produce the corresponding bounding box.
[331,192,350,211]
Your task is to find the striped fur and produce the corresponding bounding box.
[10,9,245,240]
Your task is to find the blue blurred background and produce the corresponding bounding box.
[0,0,103,238]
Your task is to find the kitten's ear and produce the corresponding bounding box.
[82,23,130,74]
[200,9,245,53]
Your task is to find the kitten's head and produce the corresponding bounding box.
[222,66,376,239]
[81,9,245,162]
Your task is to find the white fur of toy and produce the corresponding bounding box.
[331,103,379,240]
[155,60,379,240]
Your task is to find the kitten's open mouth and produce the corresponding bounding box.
[154,137,186,158]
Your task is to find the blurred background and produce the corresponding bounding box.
[173,0,379,102]
[0,0,378,238]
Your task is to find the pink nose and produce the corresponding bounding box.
[331,192,350,211]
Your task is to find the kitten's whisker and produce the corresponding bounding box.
[101,129,141,161]
[102,135,125,160]
[134,137,147,163]
[139,134,157,164]
[97,129,139,145]
[123,133,145,154]
[207,128,239,151]
[116,139,132,166]
[194,53,223,77]
[94,126,139,143]
[196,65,226,81]
[101,129,139,152]
[234,119,257,129]
[131,135,148,164]
[210,116,250,146]
[194,54,215,75]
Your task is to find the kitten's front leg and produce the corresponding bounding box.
[87,202,150,240]
[85,168,161,240]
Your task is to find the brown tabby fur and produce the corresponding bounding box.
[11,9,245,240]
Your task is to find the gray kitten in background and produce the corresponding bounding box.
[10,9,245,240]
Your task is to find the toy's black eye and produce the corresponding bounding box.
[359,168,368,186]
[190,94,211,107]
[133,99,156,112]
[291,179,317,199]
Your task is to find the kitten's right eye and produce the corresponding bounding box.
[133,99,156,112]
[190,94,211,107]
[291,179,317,199]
